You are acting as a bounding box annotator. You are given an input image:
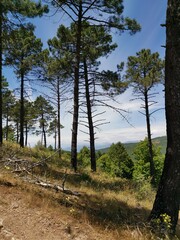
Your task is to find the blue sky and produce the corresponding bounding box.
[4,0,167,150]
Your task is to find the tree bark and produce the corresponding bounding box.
[54,122,57,151]
[84,58,96,172]
[16,122,19,143]
[149,0,180,233]
[144,89,155,184]
[0,4,3,145]
[71,1,82,172]
[57,78,61,158]
[20,69,24,148]
[25,122,28,146]
[41,114,47,148]
[6,113,9,141]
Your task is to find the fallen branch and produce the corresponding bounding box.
[35,180,81,196]
[3,157,82,197]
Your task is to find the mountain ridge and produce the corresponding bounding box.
[97,136,167,157]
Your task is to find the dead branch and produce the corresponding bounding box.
[3,157,82,197]
[35,180,81,196]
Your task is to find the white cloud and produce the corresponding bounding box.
[95,121,166,149]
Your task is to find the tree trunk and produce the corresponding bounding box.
[6,114,8,141]
[42,114,46,148]
[84,58,96,172]
[144,90,155,184]
[149,0,180,233]
[16,122,19,143]
[0,4,3,145]
[71,1,82,172]
[25,122,28,146]
[57,78,61,158]
[43,125,46,148]
[20,69,24,147]
[54,122,57,151]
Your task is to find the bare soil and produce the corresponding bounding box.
[0,180,115,240]
[0,173,179,240]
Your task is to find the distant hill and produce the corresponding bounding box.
[97,136,167,157]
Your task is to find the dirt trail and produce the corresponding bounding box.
[0,175,179,240]
[0,184,112,240]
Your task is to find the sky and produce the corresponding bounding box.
[4,0,167,150]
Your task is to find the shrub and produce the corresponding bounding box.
[133,139,164,186]
[97,153,111,173]
[77,146,90,167]
[97,142,134,179]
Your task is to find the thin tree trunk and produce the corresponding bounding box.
[144,90,155,184]
[42,114,46,148]
[57,78,61,158]
[43,125,46,148]
[149,0,180,233]
[71,1,82,171]
[84,58,96,171]
[25,122,28,146]
[0,4,3,145]
[16,122,19,143]
[54,122,57,150]
[20,69,24,147]
[6,114,8,141]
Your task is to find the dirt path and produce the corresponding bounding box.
[0,175,179,240]
[0,184,113,240]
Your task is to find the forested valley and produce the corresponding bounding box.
[0,1,179,239]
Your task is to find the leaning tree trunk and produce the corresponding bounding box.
[0,4,3,145]
[149,0,180,233]
[84,58,96,172]
[144,89,155,185]
[71,1,82,172]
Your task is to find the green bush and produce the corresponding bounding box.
[97,142,134,179]
[97,153,111,173]
[134,178,154,200]
[77,146,90,167]
[133,139,164,186]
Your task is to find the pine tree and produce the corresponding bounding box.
[4,24,44,147]
[0,0,48,145]
[149,0,180,233]
[34,95,54,148]
[125,49,164,185]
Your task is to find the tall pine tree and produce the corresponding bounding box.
[4,24,44,147]
[149,0,180,234]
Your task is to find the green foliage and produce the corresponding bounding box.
[97,142,134,179]
[5,24,44,76]
[1,0,48,17]
[97,153,111,173]
[78,146,91,167]
[134,179,154,201]
[126,49,164,91]
[151,213,173,238]
[34,95,54,131]
[51,0,140,34]
[133,139,164,186]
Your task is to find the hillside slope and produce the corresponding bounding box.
[98,136,167,157]
[0,174,115,240]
